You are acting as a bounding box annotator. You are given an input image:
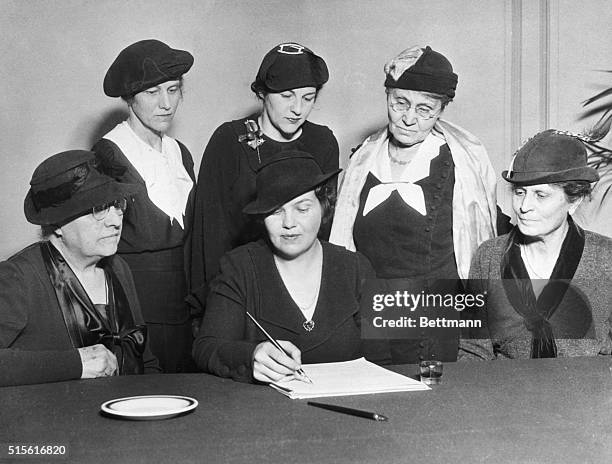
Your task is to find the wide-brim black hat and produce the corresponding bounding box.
[502,129,599,185]
[104,39,194,97]
[243,152,340,215]
[252,42,329,93]
[24,150,141,226]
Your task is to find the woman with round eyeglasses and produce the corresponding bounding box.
[189,42,339,314]
[0,150,160,387]
[460,130,612,360]
[330,46,499,364]
[92,40,196,373]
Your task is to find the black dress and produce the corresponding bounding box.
[192,240,374,383]
[92,137,196,373]
[189,116,339,310]
[353,144,460,363]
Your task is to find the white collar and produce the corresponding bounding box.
[363,133,444,216]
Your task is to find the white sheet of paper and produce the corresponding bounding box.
[270,357,430,399]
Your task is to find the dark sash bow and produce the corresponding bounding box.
[41,241,145,374]
[500,216,587,358]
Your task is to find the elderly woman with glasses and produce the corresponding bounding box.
[92,40,196,373]
[460,130,612,360]
[330,46,499,364]
[0,150,160,387]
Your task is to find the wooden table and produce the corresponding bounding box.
[2,357,611,463]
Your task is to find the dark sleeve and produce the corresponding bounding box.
[458,243,495,361]
[177,141,197,295]
[315,127,339,240]
[355,252,392,365]
[496,205,513,236]
[192,251,257,383]
[189,124,238,309]
[0,261,82,387]
[111,256,161,374]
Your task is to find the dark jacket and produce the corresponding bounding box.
[0,243,160,387]
[192,240,374,383]
[460,228,612,359]
[189,117,339,309]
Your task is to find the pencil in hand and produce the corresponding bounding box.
[246,311,314,384]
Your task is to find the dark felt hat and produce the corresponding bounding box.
[385,46,458,98]
[243,152,341,215]
[251,42,329,93]
[502,130,599,185]
[104,39,193,97]
[24,150,140,226]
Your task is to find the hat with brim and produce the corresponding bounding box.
[104,39,194,98]
[24,150,141,226]
[502,129,599,185]
[243,152,341,216]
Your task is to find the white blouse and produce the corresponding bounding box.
[103,121,193,228]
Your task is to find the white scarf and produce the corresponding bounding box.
[103,121,193,228]
[329,119,498,280]
[363,133,444,216]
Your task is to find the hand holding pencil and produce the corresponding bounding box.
[247,311,313,384]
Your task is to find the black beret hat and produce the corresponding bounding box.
[502,130,599,185]
[243,151,340,215]
[384,46,458,98]
[251,43,329,93]
[104,39,194,98]
[24,150,140,226]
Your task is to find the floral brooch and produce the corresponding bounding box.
[238,119,265,163]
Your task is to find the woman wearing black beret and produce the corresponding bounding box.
[92,39,196,373]
[189,43,339,313]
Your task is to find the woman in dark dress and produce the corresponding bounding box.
[331,46,499,364]
[1,150,159,386]
[92,40,196,372]
[189,43,339,311]
[193,153,374,383]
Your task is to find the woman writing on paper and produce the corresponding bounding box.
[330,46,499,364]
[460,130,612,359]
[192,153,375,383]
[189,43,339,311]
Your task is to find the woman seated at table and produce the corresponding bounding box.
[0,150,160,387]
[460,130,612,360]
[193,152,375,383]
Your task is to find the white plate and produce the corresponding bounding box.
[101,395,198,420]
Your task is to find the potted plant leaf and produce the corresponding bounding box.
[574,70,612,235]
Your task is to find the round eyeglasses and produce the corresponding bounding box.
[92,198,127,221]
[389,101,441,120]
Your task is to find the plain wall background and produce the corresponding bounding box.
[2,0,611,259]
